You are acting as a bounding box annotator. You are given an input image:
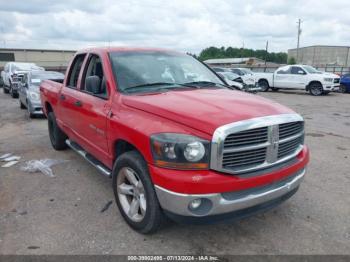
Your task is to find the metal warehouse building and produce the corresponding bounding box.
[288,45,350,66]
[0,48,76,71]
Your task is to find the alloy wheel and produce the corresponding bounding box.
[117,167,147,222]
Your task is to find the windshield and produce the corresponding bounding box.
[240,68,253,75]
[109,51,225,93]
[220,72,240,81]
[303,65,320,74]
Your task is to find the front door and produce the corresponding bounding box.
[73,54,110,162]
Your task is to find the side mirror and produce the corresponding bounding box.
[85,75,101,94]
[298,70,305,75]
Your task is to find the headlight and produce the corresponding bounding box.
[324,78,333,82]
[28,91,40,101]
[150,133,210,169]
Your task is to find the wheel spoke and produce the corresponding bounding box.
[139,194,147,215]
[118,183,134,196]
[128,198,140,218]
[125,168,139,186]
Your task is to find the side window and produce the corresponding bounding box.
[277,66,291,74]
[67,54,86,88]
[81,54,107,98]
[291,66,306,75]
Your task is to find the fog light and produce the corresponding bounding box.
[189,199,202,210]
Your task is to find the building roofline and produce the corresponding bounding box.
[0,48,76,52]
[288,45,350,51]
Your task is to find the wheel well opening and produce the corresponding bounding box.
[45,102,53,113]
[307,81,322,91]
[114,140,137,160]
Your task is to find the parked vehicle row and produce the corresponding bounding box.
[40,47,309,234]
[1,62,45,98]
[0,62,64,118]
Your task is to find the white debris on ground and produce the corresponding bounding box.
[20,159,69,177]
[1,153,21,168]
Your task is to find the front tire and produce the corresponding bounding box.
[48,112,68,150]
[20,100,26,109]
[3,86,9,94]
[258,79,270,92]
[112,151,164,234]
[309,82,323,96]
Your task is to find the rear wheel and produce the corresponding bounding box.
[309,82,323,96]
[48,112,68,150]
[112,151,165,234]
[258,79,269,92]
[339,84,347,93]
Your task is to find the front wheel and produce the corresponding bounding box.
[258,80,270,92]
[48,112,68,150]
[309,82,323,96]
[112,151,165,234]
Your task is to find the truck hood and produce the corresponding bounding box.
[122,89,295,135]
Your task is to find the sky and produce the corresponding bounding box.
[0,0,349,54]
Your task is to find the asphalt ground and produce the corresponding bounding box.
[0,88,349,255]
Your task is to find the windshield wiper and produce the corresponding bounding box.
[183,81,227,88]
[123,82,198,92]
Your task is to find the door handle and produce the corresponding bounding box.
[74,100,82,107]
[59,94,66,100]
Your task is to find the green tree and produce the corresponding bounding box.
[198,46,287,64]
[288,57,296,64]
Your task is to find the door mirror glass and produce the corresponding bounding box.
[298,70,305,75]
[85,75,101,94]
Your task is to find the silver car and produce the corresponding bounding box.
[19,71,64,118]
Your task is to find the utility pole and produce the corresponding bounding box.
[296,19,302,63]
[264,40,268,66]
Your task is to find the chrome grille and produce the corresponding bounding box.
[278,136,303,159]
[224,127,268,148]
[210,114,305,175]
[334,78,340,84]
[223,147,266,169]
[279,122,304,140]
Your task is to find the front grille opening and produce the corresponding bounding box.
[224,127,268,149]
[223,147,266,169]
[278,136,303,159]
[279,121,304,140]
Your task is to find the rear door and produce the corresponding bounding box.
[57,54,87,137]
[273,66,291,88]
[73,53,111,161]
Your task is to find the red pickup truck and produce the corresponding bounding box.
[40,47,309,233]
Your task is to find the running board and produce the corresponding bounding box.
[65,139,112,177]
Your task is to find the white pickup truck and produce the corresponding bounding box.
[255,65,340,96]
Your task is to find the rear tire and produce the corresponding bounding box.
[309,82,323,96]
[48,112,68,150]
[258,79,270,92]
[112,151,165,234]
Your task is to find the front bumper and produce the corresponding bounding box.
[323,84,340,91]
[28,100,43,115]
[155,168,305,218]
